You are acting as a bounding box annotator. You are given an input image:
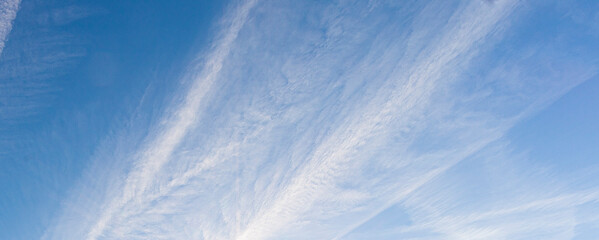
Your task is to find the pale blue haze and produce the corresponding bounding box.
[0,0,598,239]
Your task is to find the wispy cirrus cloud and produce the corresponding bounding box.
[236,1,522,239]
[343,141,599,240]
[42,0,599,239]
[0,0,20,55]
[83,0,259,238]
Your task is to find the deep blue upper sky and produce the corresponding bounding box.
[1,0,598,239]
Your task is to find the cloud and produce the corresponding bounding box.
[35,5,102,26]
[0,0,20,55]
[237,1,521,238]
[353,145,599,240]
[61,0,260,239]
[42,0,599,239]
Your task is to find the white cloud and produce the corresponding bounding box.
[42,0,599,239]
[237,1,521,239]
[83,0,259,239]
[371,155,599,240]
[0,0,20,55]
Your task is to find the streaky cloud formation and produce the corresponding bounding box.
[237,1,521,239]
[84,0,259,239]
[342,141,599,239]
[37,0,599,239]
[0,0,19,55]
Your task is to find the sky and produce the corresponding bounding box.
[0,0,598,239]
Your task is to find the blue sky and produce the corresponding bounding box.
[0,0,598,239]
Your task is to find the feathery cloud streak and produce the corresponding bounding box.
[43,0,599,239]
[83,0,259,239]
[0,0,19,55]
[236,1,521,238]
[346,142,599,239]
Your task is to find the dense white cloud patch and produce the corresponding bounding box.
[43,0,599,239]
